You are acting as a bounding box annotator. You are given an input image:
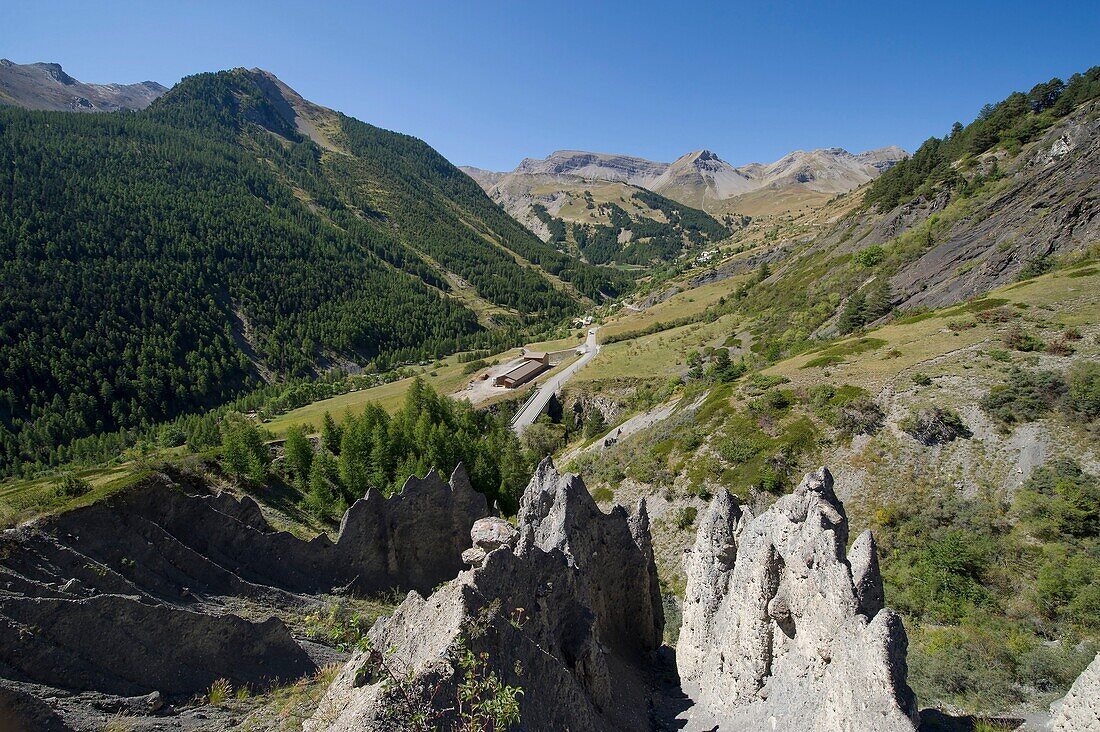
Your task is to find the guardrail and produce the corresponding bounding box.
[510,387,541,426]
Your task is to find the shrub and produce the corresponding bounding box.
[853,244,886,268]
[899,405,970,445]
[582,409,608,439]
[976,307,1015,324]
[56,473,92,499]
[979,368,1066,424]
[1003,324,1044,352]
[1015,459,1099,540]
[158,424,186,448]
[590,486,613,503]
[833,397,885,436]
[1063,327,1083,341]
[1046,339,1076,356]
[462,359,488,375]
[1066,360,1100,420]
[674,506,699,530]
[912,372,933,386]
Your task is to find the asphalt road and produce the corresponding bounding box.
[512,328,599,435]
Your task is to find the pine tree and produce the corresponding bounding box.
[838,292,868,334]
[321,411,342,454]
[283,424,313,486]
[865,279,894,322]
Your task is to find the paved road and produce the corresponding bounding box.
[512,328,599,435]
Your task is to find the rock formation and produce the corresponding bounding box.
[307,458,664,731]
[1050,651,1100,731]
[0,58,166,112]
[0,464,487,702]
[677,467,919,731]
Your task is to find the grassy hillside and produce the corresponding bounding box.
[562,261,1100,715]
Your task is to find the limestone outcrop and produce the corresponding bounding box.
[677,467,919,731]
[307,458,664,731]
[1050,651,1100,731]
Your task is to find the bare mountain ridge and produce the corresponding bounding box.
[464,144,907,215]
[0,58,166,112]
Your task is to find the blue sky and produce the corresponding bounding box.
[4,1,1098,170]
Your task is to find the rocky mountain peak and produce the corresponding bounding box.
[0,59,166,112]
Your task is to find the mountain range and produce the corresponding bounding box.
[463,144,907,218]
[0,58,166,112]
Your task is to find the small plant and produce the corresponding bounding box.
[104,713,134,732]
[56,473,92,499]
[589,486,614,503]
[1045,339,1075,356]
[1062,326,1083,341]
[912,372,933,386]
[207,678,232,706]
[456,639,523,731]
[673,506,699,530]
[899,405,970,445]
[1003,324,1045,352]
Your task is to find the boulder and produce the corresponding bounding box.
[677,467,919,731]
[307,458,663,731]
[1050,651,1100,731]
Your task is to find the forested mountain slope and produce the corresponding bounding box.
[0,68,620,475]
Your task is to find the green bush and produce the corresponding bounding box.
[1066,360,1100,420]
[56,473,92,499]
[899,405,970,445]
[674,506,698,530]
[852,244,886,268]
[979,368,1066,424]
[590,486,614,503]
[1015,459,1099,540]
[1003,324,1045,352]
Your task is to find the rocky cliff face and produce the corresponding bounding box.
[803,99,1100,313]
[0,59,166,112]
[677,467,919,731]
[308,463,924,732]
[307,458,664,731]
[0,465,486,713]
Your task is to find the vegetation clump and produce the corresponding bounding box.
[979,368,1067,425]
[221,379,532,516]
[899,405,970,445]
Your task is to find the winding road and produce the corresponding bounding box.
[512,328,599,435]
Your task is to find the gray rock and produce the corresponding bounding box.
[850,529,886,618]
[307,458,663,731]
[0,465,489,703]
[677,467,919,731]
[1050,651,1100,731]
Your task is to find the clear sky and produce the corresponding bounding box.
[4,1,1098,170]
